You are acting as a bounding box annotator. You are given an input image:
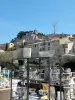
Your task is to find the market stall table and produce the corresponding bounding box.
[0,88,10,100]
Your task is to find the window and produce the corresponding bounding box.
[63,44,68,48]
[48,42,50,46]
[65,44,68,48]
[40,47,45,51]
[34,45,36,47]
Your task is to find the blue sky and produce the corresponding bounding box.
[0,0,75,43]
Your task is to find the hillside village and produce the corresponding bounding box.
[0,29,75,58]
[0,29,75,72]
[1,30,75,100]
[0,29,75,52]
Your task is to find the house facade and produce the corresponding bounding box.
[58,38,73,54]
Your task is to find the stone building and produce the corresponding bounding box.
[22,29,39,44]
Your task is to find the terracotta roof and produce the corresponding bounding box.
[51,37,59,41]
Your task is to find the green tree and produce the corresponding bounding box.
[0,51,18,70]
[17,31,26,39]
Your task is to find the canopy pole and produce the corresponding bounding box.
[48,57,51,100]
[27,58,29,100]
[10,62,13,100]
[59,55,62,100]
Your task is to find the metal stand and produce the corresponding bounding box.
[60,66,62,100]
[59,56,62,100]
[39,58,41,89]
[48,57,50,100]
[10,67,12,100]
[27,58,29,100]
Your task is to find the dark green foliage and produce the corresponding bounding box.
[37,33,46,36]
[11,38,16,43]
[17,31,34,39]
[10,30,48,43]
[17,31,26,39]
